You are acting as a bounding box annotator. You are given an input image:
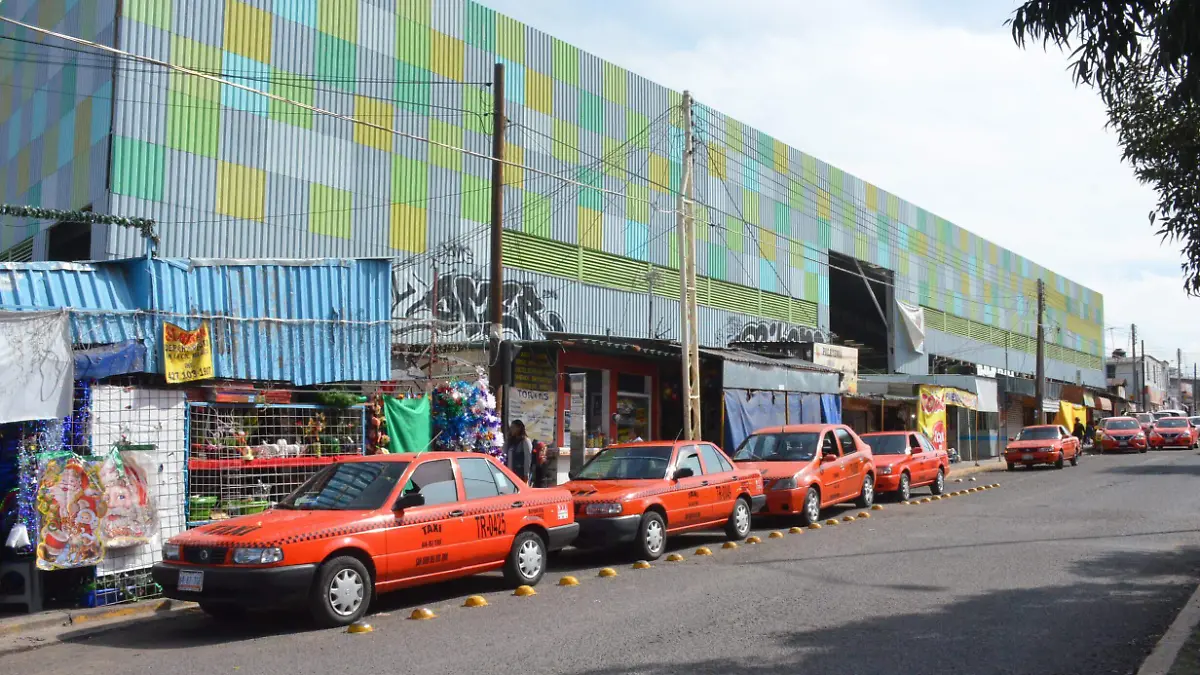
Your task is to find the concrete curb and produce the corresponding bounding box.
[0,598,195,637]
[949,462,1007,478]
[1137,581,1200,675]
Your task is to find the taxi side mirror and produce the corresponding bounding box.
[673,467,695,480]
[394,492,425,510]
[820,452,837,464]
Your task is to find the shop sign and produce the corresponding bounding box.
[506,387,556,446]
[163,321,214,384]
[809,344,859,394]
[918,386,948,452]
[942,387,978,410]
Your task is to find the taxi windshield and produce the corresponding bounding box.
[1104,419,1139,431]
[1157,418,1189,428]
[1135,414,1154,424]
[279,461,409,510]
[862,435,909,455]
[733,432,819,462]
[1016,427,1060,441]
[575,446,673,480]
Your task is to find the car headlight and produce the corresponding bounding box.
[584,503,623,516]
[232,547,284,565]
[879,466,893,475]
[163,543,181,561]
[772,477,797,491]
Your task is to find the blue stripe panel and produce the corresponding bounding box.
[625,220,649,260]
[57,109,76,169]
[275,0,317,27]
[498,57,526,105]
[759,257,777,293]
[30,91,48,140]
[221,54,270,116]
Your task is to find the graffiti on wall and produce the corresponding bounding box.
[393,272,566,342]
[728,319,829,345]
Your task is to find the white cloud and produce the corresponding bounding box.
[485,0,1200,368]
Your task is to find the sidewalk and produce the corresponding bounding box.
[1139,581,1200,675]
[0,598,195,656]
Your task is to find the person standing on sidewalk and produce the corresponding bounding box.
[504,420,534,485]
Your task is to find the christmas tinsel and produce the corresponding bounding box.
[430,377,504,460]
[0,204,157,244]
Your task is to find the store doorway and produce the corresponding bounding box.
[827,251,892,373]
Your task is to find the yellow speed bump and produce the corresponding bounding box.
[666,553,685,562]
[857,512,871,519]
[746,536,762,544]
[462,595,489,608]
[514,585,537,597]
[808,523,822,530]
[409,608,436,620]
[825,518,840,526]
[347,621,374,633]
[789,526,804,534]
[632,560,652,569]
[598,567,618,578]
[920,498,932,503]
[558,576,580,587]
[769,531,785,539]
[969,477,978,482]
[695,547,713,556]
[722,541,739,549]
[871,504,884,511]
[842,515,856,522]
[991,483,1000,488]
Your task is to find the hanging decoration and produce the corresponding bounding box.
[35,454,105,570]
[97,446,158,548]
[430,376,503,458]
[366,394,391,454]
[0,204,157,243]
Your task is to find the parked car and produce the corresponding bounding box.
[1134,413,1156,434]
[1188,416,1200,431]
[1097,416,1148,453]
[564,441,765,560]
[1003,425,1083,470]
[731,424,876,525]
[1154,409,1188,420]
[1149,417,1198,449]
[860,431,949,502]
[154,453,579,626]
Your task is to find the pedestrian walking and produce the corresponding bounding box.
[1073,419,1086,445]
[505,420,534,485]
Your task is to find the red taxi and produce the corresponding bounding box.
[1003,425,1082,470]
[1134,412,1155,435]
[564,441,765,560]
[859,431,949,502]
[731,424,876,525]
[1149,417,1198,449]
[153,453,578,626]
[1096,416,1147,453]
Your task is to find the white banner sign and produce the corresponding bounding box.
[811,343,859,394]
[506,386,557,446]
[0,311,73,424]
[897,300,926,354]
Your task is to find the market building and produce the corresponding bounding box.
[0,0,1107,397]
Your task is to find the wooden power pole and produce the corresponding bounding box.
[488,63,506,389]
[1035,279,1045,419]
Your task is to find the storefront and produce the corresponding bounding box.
[557,349,661,448]
[842,395,918,434]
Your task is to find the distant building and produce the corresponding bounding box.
[1107,350,1170,410]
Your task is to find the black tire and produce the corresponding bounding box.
[1006,462,1015,471]
[897,473,911,502]
[854,474,875,508]
[309,556,371,628]
[724,497,752,540]
[1139,447,1148,454]
[799,487,821,525]
[199,602,246,620]
[930,469,946,496]
[633,511,667,561]
[1054,453,1065,469]
[503,530,547,587]
[1070,450,1079,466]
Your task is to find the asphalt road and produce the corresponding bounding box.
[10,450,1200,675]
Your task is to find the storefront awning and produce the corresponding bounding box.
[700,348,840,394]
[1042,398,1061,413]
[1098,396,1113,411]
[1082,392,1095,408]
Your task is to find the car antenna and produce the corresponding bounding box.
[675,428,684,441]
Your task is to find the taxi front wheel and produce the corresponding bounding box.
[310,556,372,628]
[504,530,547,587]
[634,511,667,561]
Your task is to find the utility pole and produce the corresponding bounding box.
[1193,363,1197,415]
[677,91,701,440]
[1178,348,1184,409]
[488,63,506,391]
[1141,339,1148,411]
[1035,279,1045,420]
[1131,324,1138,410]
[646,268,660,339]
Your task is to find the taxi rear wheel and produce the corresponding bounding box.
[634,511,667,561]
[930,470,945,496]
[800,487,821,525]
[310,556,371,628]
[724,498,752,540]
[854,475,875,509]
[504,530,547,587]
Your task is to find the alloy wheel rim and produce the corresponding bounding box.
[646,519,664,554]
[807,491,820,521]
[328,568,364,617]
[735,502,750,535]
[863,477,873,505]
[900,476,910,500]
[518,538,543,579]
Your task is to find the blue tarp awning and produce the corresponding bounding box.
[724,390,842,451]
[73,340,146,380]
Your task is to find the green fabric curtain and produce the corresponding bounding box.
[384,395,432,454]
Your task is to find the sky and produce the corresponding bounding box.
[482,0,1200,375]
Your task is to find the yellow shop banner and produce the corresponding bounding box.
[918,386,948,452]
[163,321,214,383]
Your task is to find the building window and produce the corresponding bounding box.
[1106,365,1116,378]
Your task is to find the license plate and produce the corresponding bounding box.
[1119,440,1128,446]
[178,570,204,593]
[1022,454,1033,461]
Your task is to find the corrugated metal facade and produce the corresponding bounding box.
[3,0,1104,386]
[0,0,117,258]
[0,257,391,385]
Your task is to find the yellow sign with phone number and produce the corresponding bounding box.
[162,321,214,383]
